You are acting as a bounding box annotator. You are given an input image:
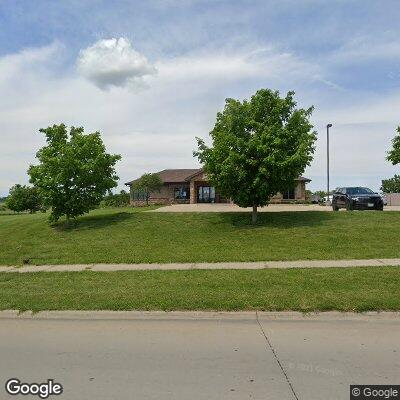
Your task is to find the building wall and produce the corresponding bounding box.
[130,183,190,206]
[270,181,306,203]
[386,193,400,206]
[130,179,308,206]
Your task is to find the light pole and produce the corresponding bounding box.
[326,123,332,204]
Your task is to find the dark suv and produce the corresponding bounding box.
[332,187,383,211]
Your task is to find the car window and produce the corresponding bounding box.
[346,187,374,195]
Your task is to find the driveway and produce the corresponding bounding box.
[152,204,400,212]
[1,312,399,400]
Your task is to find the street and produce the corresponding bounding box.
[0,313,399,399]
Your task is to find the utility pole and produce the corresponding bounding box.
[327,123,332,204]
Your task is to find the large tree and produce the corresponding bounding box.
[387,126,400,165]
[5,184,42,213]
[29,124,121,222]
[381,175,400,193]
[195,89,317,224]
[131,173,163,205]
[382,126,400,194]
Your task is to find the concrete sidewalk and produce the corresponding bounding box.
[1,258,400,272]
[151,203,400,212]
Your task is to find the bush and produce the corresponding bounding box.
[101,190,130,207]
[5,185,42,213]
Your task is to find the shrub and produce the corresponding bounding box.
[101,190,130,207]
[5,185,42,213]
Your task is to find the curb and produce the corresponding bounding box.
[1,310,399,321]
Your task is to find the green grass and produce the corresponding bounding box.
[1,207,400,265]
[0,267,399,312]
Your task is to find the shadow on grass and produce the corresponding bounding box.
[53,212,134,232]
[52,209,336,232]
[216,211,336,229]
[0,212,30,216]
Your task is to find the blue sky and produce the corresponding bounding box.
[1,0,400,195]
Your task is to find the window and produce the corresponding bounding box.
[346,187,374,195]
[282,188,295,200]
[197,186,216,203]
[174,187,190,200]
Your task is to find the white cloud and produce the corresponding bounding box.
[77,37,156,89]
[329,33,400,65]
[156,46,320,84]
[0,40,398,195]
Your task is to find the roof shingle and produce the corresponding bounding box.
[125,169,201,185]
[125,169,311,185]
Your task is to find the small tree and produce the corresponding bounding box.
[5,184,42,213]
[195,89,317,224]
[314,190,328,198]
[381,175,400,193]
[28,124,121,222]
[387,126,400,165]
[131,173,163,205]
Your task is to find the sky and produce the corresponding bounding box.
[1,0,400,196]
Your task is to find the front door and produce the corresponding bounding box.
[197,186,215,203]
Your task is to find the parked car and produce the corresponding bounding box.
[320,195,333,204]
[311,194,320,204]
[332,187,383,211]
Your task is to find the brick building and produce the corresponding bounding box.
[125,168,311,206]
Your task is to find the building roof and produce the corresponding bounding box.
[297,176,312,182]
[184,168,205,181]
[125,168,311,185]
[125,169,201,185]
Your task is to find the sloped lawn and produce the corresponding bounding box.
[1,207,400,265]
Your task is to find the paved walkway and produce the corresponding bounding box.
[151,204,400,212]
[1,258,400,272]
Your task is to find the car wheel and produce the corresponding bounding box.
[332,203,339,211]
[346,200,352,211]
[376,206,384,211]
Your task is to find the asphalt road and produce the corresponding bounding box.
[1,314,399,400]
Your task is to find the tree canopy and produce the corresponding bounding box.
[195,89,317,223]
[382,126,400,194]
[5,184,42,213]
[131,173,163,205]
[381,175,400,193]
[28,124,121,222]
[387,126,400,165]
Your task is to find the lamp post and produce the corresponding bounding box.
[326,123,333,204]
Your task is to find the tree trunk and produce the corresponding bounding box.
[252,204,257,225]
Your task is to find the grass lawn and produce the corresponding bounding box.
[0,267,399,312]
[1,207,400,265]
